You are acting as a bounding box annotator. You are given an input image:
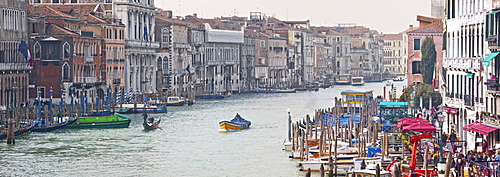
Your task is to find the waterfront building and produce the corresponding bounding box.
[183,15,244,95]
[27,4,109,105]
[312,34,334,82]
[78,8,126,99]
[325,29,351,77]
[443,0,487,151]
[0,0,31,115]
[155,10,190,99]
[29,0,159,99]
[378,33,407,78]
[241,29,256,92]
[407,16,443,87]
[482,0,500,148]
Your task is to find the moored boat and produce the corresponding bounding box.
[219,114,251,130]
[351,77,365,86]
[0,123,36,140]
[165,96,186,106]
[65,113,131,129]
[114,104,167,113]
[199,91,232,99]
[32,118,77,132]
[142,113,161,130]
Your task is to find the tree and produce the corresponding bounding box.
[399,83,441,109]
[420,37,436,85]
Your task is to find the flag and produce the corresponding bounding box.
[18,41,31,65]
[186,65,191,75]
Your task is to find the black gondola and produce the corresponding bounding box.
[142,113,161,130]
[0,124,36,140]
[31,118,78,132]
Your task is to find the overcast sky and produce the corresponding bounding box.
[156,0,432,34]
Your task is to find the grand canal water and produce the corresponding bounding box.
[0,81,406,177]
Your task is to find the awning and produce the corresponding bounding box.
[482,52,500,66]
[402,121,436,133]
[439,106,459,114]
[463,121,499,136]
[489,10,500,15]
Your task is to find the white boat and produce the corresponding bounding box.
[298,154,358,171]
[165,96,186,106]
[392,76,405,82]
[351,77,365,86]
[346,169,391,177]
[283,141,292,151]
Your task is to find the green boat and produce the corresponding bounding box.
[65,113,131,129]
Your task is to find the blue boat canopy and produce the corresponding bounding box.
[482,52,500,66]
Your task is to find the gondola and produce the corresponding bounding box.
[142,113,161,130]
[31,118,78,132]
[0,123,36,140]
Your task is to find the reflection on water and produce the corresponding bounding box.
[0,81,406,177]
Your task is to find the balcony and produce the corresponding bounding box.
[113,78,121,84]
[41,54,61,60]
[486,79,500,92]
[125,40,160,49]
[464,95,473,106]
[84,77,96,83]
[84,56,93,63]
[487,35,500,48]
[0,63,31,70]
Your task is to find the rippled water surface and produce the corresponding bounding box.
[0,82,406,177]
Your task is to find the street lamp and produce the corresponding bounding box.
[287,107,291,142]
[438,113,446,163]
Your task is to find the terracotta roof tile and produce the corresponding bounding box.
[46,23,79,36]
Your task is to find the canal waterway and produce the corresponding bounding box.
[0,81,406,177]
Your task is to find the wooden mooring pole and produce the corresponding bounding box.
[7,118,15,144]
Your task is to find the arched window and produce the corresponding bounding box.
[34,42,41,59]
[63,42,70,60]
[62,63,70,81]
[162,28,169,43]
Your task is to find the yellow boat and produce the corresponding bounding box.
[219,114,251,130]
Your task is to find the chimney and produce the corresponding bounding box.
[193,13,197,17]
[167,11,173,18]
[409,25,414,31]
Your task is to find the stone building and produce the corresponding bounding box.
[31,0,160,97]
[378,33,407,78]
[0,0,31,114]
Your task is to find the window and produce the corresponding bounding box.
[34,0,41,3]
[260,41,265,47]
[336,37,341,42]
[62,63,70,81]
[63,42,70,60]
[414,38,421,51]
[34,43,41,59]
[162,28,169,43]
[52,0,60,3]
[71,0,78,3]
[412,61,421,74]
[41,41,61,60]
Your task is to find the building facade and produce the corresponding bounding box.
[0,0,31,115]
